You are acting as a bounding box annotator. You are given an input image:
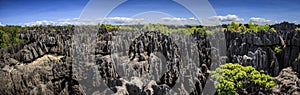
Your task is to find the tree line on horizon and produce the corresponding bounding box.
[0,22,299,49]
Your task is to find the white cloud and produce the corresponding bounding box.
[103,17,144,24]
[160,17,198,22]
[0,22,3,26]
[210,14,244,22]
[24,17,202,26]
[159,17,199,25]
[160,17,188,21]
[24,17,145,26]
[293,21,297,23]
[25,16,273,26]
[188,17,197,21]
[250,17,272,23]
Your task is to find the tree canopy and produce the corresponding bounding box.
[0,25,22,48]
[226,22,276,33]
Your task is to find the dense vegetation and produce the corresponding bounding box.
[99,24,119,32]
[0,25,22,48]
[226,22,276,33]
[1,22,299,49]
[212,63,275,95]
[119,23,213,35]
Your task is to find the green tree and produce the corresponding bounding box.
[270,27,277,32]
[99,24,119,32]
[248,22,259,32]
[189,26,208,36]
[258,24,270,31]
[212,63,275,95]
[239,24,247,34]
[0,30,9,48]
[228,22,240,32]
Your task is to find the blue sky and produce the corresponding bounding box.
[0,0,299,25]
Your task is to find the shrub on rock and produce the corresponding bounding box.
[212,63,275,95]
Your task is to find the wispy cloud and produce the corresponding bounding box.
[160,17,187,21]
[23,16,276,26]
[103,17,144,24]
[249,17,272,24]
[158,17,199,24]
[24,17,201,25]
[210,14,244,22]
[24,17,144,26]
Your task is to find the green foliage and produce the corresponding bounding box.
[188,25,216,36]
[228,22,240,32]
[239,24,247,34]
[226,22,276,33]
[99,24,119,32]
[141,24,172,34]
[189,26,207,35]
[296,27,300,31]
[212,63,275,95]
[172,27,190,35]
[0,25,22,48]
[248,22,260,32]
[270,27,277,32]
[274,45,282,53]
[119,25,140,31]
[119,24,210,35]
[0,30,9,48]
[270,60,275,67]
[259,24,270,31]
[248,22,271,32]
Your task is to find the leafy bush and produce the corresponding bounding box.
[248,22,260,32]
[270,27,277,32]
[99,24,119,32]
[296,27,300,31]
[119,25,141,31]
[248,22,271,32]
[239,24,247,34]
[228,22,240,32]
[212,63,275,95]
[274,45,282,53]
[226,22,276,33]
[117,24,215,36]
[188,26,215,36]
[0,30,9,48]
[0,25,22,48]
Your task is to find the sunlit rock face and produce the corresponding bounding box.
[271,67,300,95]
[96,31,184,94]
[0,26,84,95]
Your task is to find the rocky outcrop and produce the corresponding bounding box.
[0,27,84,95]
[225,28,300,76]
[292,53,300,76]
[271,67,300,95]
[0,55,84,95]
[128,31,180,87]
[95,31,181,94]
[277,30,300,70]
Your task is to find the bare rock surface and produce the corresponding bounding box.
[271,67,300,95]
